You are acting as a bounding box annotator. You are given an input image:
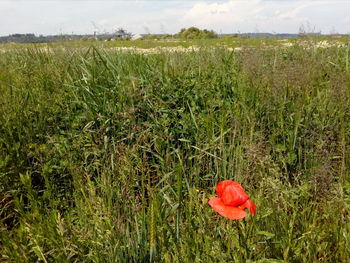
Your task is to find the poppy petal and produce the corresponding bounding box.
[216,180,245,198]
[221,185,249,207]
[209,197,247,220]
[239,199,257,216]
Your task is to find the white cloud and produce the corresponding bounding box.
[178,0,349,33]
[0,0,13,9]
[344,16,350,23]
[180,0,263,29]
[276,3,309,21]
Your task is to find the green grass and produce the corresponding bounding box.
[1,39,350,262]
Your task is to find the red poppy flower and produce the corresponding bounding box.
[208,180,256,220]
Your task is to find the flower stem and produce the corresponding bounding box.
[235,220,250,260]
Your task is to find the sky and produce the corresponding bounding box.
[0,0,350,36]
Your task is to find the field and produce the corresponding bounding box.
[1,38,350,262]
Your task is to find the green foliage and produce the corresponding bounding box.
[141,34,161,40]
[161,34,173,40]
[175,27,218,39]
[0,40,350,262]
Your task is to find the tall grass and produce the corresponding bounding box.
[1,40,350,262]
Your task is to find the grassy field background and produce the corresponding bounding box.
[1,38,350,262]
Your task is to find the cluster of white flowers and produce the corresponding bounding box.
[110,46,201,54]
[0,39,347,54]
[298,40,347,49]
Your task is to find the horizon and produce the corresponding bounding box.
[1,31,343,39]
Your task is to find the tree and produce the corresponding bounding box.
[174,27,218,39]
[114,28,132,39]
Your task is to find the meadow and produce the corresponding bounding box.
[1,38,350,262]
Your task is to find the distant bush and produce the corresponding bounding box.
[141,34,160,40]
[161,34,173,40]
[174,27,218,39]
[220,34,239,40]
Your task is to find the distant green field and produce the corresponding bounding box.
[1,39,350,262]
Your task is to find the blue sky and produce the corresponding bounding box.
[0,0,349,36]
